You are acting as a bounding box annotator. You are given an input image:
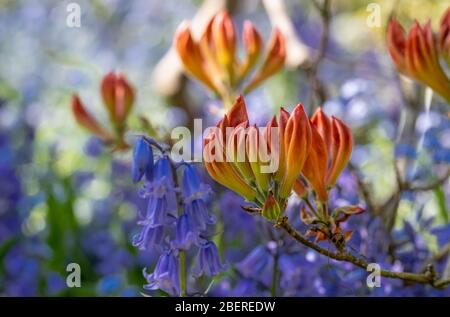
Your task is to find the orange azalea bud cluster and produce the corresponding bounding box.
[71,72,135,150]
[387,8,450,103]
[174,10,286,107]
[203,96,353,221]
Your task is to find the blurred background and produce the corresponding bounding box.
[0,0,449,296]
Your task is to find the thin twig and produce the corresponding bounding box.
[348,162,378,215]
[306,0,331,108]
[403,169,450,192]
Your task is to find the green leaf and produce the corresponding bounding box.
[434,185,448,224]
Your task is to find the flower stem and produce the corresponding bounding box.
[303,197,321,219]
[270,254,279,297]
[179,250,187,297]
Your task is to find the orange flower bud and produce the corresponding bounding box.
[279,103,312,198]
[204,128,256,201]
[211,11,236,78]
[100,72,135,125]
[302,124,329,202]
[240,21,262,79]
[71,94,114,142]
[244,28,286,93]
[293,179,307,198]
[174,21,218,93]
[203,97,256,201]
[326,117,353,187]
[274,107,289,183]
[262,193,281,221]
[311,107,332,155]
[226,121,254,181]
[439,8,450,67]
[247,125,270,192]
[227,95,249,127]
[387,18,450,103]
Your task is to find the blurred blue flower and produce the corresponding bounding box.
[97,275,123,296]
[395,143,417,159]
[236,245,272,283]
[84,137,105,157]
[46,272,66,295]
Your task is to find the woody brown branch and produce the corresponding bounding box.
[276,216,450,289]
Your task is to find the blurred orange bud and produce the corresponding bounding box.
[211,11,236,77]
[387,18,450,103]
[439,7,450,67]
[71,94,114,142]
[174,21,218,93]
[279,103,312,198]
[326,117,353,187]
[240,21,262,78]
[101,72,135,125]
[244,28,286,93]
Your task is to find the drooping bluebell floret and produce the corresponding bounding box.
[140,155,178,226]
[185,199,215,232]
[181,164,211,201]
[143,250,180,296]
[181,164,215,231]
[132,224,165,250]
[172,213,196,250]
[194,240,226,277]
[131,137,154,183]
